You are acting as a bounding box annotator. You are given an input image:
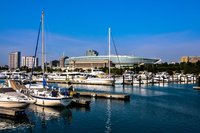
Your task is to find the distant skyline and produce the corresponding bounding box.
[0,0,200,65]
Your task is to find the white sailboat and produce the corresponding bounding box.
[29,10,72,107]
[30,90,72,107]
[82,28,115,86]
[83,69,114,85]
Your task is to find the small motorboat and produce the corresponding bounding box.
[0,92,31,108]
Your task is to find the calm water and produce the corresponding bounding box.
[1,81,200,133]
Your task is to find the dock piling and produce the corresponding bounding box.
[132,75,134,85]
[139,76,141,86]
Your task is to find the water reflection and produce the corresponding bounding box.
[0,115,31,131]
[105,99,111,133]
[57,84,115,93]
[27,104,72,126]
[70,106,91,112]
[55,83,168,97]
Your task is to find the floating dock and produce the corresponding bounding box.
[75,91,130,100]
[0,107,26,118]
[193,86,200,90]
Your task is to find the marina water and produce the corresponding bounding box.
[1,80,200,133]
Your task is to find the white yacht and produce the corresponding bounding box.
[83,75,114,85]
[81,69,115,85]
[48,73,67,81]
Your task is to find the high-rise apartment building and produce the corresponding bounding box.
[9,51,21,70]
[22,56,38,68]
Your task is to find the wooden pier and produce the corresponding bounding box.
[75,91,130,100]
[0,107,26,118]
[7,80,27,91]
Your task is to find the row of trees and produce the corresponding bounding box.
[1,61,200,75]
[100,61,200,75]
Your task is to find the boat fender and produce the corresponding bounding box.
[107,95,111,98]
[91,94,96,97]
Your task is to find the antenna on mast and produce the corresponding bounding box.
[63,52,65,57]
[42,10,45,73]
[108,27,111,76]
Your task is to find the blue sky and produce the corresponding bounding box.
[0,0,200,65]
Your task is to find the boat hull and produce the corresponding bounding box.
[84,78,114,85]
[0,101,29,108]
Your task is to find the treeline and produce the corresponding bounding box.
[101,61,200,75]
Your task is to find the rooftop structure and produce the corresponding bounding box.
[86,49,99,56]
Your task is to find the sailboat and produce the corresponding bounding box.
[81,28,115,86]
[29,10,72,107]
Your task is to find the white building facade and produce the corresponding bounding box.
[22,56,38,68]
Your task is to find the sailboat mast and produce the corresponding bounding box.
[108,27,111,76]
[42,10,45,73]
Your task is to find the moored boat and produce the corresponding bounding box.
[0,93,30,108]
[30,90,72,107]
[83,76,114,85]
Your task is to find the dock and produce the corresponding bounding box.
[7,80,27,91]
[193,86,200,90]
[75,91,130,100]
[0,107,26,118]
